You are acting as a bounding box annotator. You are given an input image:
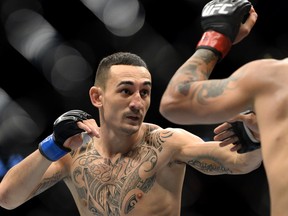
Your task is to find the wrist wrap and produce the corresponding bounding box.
[196,31,232,60]
[38,134,70,161]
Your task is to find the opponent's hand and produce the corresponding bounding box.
[213,111,260,153]
[39,110,99,161]
[196,0,253,60]
[233,6,258,44]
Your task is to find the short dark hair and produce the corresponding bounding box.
[94,52,148,88]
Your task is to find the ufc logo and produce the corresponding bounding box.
[202,3,233,16]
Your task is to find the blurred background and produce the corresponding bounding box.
[0,0,287,215]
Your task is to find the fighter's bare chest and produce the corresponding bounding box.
[72,145,158,181]
[68,145,160,214]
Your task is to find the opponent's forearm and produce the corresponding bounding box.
[178,49,219,80]
[160,0,254,125]
[163,49,218,93]
[0,150,51,209]
[160,49,218,124]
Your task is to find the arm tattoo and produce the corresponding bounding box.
[179,70,239,105]
[177,64,205,96]
[70,129,174,215]
[187,156,232,174]
[31,171,62,196]
[196,75,239,105]
[175,50,239,103]
[194,49,218,65]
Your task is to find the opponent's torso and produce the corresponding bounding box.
[252,59,288,216]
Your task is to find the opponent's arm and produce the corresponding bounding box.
[160,0,257,124]
[166,128,262,175]
[0,110,97,209]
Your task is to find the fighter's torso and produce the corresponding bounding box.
[63,125,186,216]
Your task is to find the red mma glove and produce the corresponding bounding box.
[196,0,251,60]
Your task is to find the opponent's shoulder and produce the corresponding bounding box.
[244,58,288,84]
[229,58,283,86]
[240,58,284,73]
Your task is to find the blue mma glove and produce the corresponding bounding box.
[39,110,93,161]
[230,121,261,154]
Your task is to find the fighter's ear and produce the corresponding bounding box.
[89,86,103,108]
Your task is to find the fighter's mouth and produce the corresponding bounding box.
[127,116,140,121]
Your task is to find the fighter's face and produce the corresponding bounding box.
[101,65,152,134]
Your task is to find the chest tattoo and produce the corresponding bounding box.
[71,128,169,215]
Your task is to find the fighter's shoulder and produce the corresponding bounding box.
[143,122,183,134]
[142,122,163,131]
[145,124,203,143]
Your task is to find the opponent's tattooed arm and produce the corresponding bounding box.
[159,50,219,122]
[170,49,218,93]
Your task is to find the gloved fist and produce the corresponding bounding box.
[39,110,93,161]
[196,0,251,60]
[230,121,261,154]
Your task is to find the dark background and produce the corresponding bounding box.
[0,0,287,215]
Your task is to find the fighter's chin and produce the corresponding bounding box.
[120,124,140,135]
